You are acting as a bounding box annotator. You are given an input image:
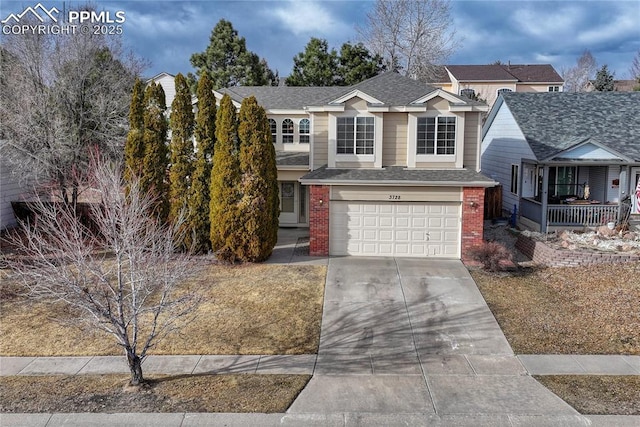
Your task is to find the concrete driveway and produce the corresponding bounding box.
[288,257,579,422]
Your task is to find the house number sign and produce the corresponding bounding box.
[388,195,401,200]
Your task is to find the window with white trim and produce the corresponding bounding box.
[299,118,310,143]
[336,116,374,155]
[548,86,560,92]
[416,116,456,155]
[268,119,277,144]
[510,164,519,195]
[497,88,513,95]
[282,118,294,143]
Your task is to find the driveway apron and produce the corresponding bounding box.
[288,257,579,418]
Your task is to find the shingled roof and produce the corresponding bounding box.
[217,72,483,109]
[498,92,640,161]
[440,64,563,83]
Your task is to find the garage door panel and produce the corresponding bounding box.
[330,201,460,258]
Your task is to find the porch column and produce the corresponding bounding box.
[618,166,629,222]
[540,165,549,232]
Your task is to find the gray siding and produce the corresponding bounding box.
[481,104,535,213]
[0,157,28,230]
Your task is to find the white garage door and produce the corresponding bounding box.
[330,202,461,257]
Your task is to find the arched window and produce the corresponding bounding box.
[497,88,513,96]
[460,88,476,99]
[299,118,310,143]
[268,119,277,144]
[282,119,294,143]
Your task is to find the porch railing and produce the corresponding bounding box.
[547,204,619,227]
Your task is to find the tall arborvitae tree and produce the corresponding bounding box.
[168,73,195,225]
[124,78,145,184]
[141,82,169,221]
[186,72,216,253]
[236,96,279,262]
[209,94,240,261]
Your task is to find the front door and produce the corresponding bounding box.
[279,181,298,224]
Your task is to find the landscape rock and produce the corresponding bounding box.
[596,225,617,237]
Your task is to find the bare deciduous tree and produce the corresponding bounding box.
[0,11,145,207]
[561,50,597,92]
[629,49,640,82]
[357,0,459,82]
[3,161,201,386]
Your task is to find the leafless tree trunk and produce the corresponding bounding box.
[3,160,201,386]
[357,0,459,82]
[561,50,597,92]
[629,49,640,81]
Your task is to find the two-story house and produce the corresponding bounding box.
[216,72,495,261]
[433,64,564,108]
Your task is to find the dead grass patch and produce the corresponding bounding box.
[471,262,640,355]
[0,374,310,413]
[536,376,640,415]
[0,263,326,356]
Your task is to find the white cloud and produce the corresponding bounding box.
[270,0,350,37]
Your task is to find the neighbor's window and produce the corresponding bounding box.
[497,88,513,96]
[510,164,519,195]
[548,86,560,92]
[268,119,277,144]
[416,116,456,155]
[282,118,294,143]
[299,118,310,143]
[336,116,374,155]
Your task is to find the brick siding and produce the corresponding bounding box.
[461,187,486,263]
[309,185,330,256]
[516,235,640,267]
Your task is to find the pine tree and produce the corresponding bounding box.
[236,96,280,261]
[141,82,169,221]
[186,72,216,253]
[594,64,615,91]
[124,78,145,184]
[209,94,240,261]
[168,73,195,226]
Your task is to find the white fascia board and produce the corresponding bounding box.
[449,104,489,112]
[299,179,498,188]
[367,105,390,112]
[306,105,346,112]
[265,109,308,115]
[330,89,383,105]
[412,89,466,105]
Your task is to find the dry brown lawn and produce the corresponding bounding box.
[0,374,310,413]
[472,261,640,415]
[471,262,640,355]
[0,263,326,356]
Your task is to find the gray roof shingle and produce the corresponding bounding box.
[500,92,640,161]
[276,151,309,167]
[217,72,482,109]
[300,166,495,186]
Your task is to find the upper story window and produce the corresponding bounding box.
[282,118,294,143]
[416,116,456,155]
[460,88,475,99]
[337,116,374,155]
[268,119,277,144]
[548,86,560,92]
[497,88,513,96]
[299,118,310,143]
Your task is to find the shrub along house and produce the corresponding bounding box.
[216,72,495,261]
[481,91,640,233]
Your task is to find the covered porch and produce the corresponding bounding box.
[518,161,639,232]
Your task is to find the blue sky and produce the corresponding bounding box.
[2,0,639,80]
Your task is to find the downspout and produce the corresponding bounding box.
[540,165,550,232]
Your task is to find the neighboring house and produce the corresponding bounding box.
[0,141,30,230]
[147,72,177,110]
[433,64,564,108]
[215,72,495,260]
[481,91,640,233]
